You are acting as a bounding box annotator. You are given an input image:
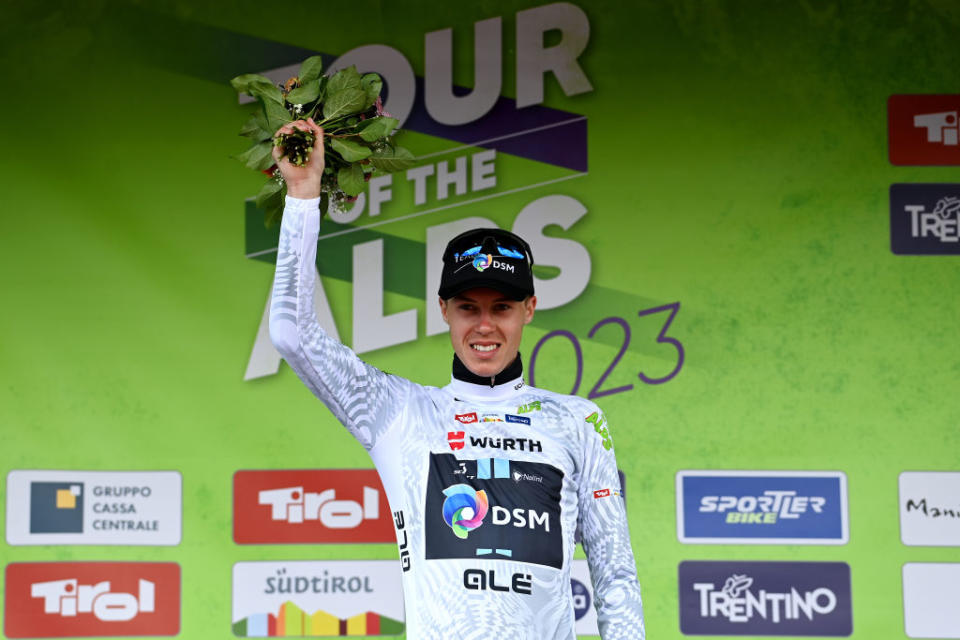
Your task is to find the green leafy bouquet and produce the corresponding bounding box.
[232,56,414,225]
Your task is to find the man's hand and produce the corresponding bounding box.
[274,117,325,199]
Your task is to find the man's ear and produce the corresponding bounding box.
[523,295,537,324]
[439,296,450,324]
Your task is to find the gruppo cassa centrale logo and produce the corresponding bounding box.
[4,562,180,638]
[676,470,848,544]
[233,470,394,544]
[6,470,182,546]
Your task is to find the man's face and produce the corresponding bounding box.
[440,287,537,378]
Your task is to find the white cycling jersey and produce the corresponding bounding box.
[269,196,645,640]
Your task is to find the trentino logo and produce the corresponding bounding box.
[890,184,960,254]
[30,482,84,534]
[676,471,848,544]
[678,561,852,636]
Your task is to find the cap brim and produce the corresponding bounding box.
[440,278,528,301]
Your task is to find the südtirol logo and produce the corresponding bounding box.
[900,471,960,546]
[4,562,180,638]
[232,561,404,637]
[30,482,83,533]
[678,561,852,636]
[889,95,960,165]
[6,471,182,546]
[676,471,848,544]
[425,453,564,569]
[890,184,960,254]
[233,470,393,544]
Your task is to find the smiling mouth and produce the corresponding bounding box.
[471,343,500,353]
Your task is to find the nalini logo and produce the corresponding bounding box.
[915,111,959,146]
[32,578,155,621]
[30,482,84,533]
[441,484,489,539]
[258,486,379,529]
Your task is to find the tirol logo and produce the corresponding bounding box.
[676,471,848,544]
[889,95,960,165]
[30,482,83,533]
[233,470,394,544]
[890,184,960,254]
[6,470,182,546]
[425,453,564,569]
[678,561,852,636]
[455,412,478,424]
[4,562,180,638]
[900,471,960,546]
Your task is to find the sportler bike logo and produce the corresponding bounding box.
[234,470,394,544]
[4,562,180,638]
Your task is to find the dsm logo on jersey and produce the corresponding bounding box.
[676,471,848,544]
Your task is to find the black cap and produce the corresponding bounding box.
[438,228,535,301]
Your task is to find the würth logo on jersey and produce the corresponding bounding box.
[889,95,960,165]
[4,562,180,638]
[448,431,466,451]
[233,470,394,544]
[455,413,478,424]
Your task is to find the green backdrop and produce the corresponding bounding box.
[2,1,959,638]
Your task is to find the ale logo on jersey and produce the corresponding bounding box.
[425,453,564,569]
[676,471,848,544]
[233,470,394,544]
[889,95,960,165]
[678,561,852,636]
[4,562,180,638]
[890,184,960,255]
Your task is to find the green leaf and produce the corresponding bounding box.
[236,141,274,171]
[255,177,284,209]
[230,73,273,95]
[285,80,321,105]
[327,65,362,95]
[338,164,365,197]
[262,99,292,132]
[358,116,398,142]
[319,191,329,219]
[361,73,382,108]
[299,55,324,84]
[322,88,367,121]
[239,111,272,141]
[264,199,284,228]
[328,137,372,162]
[369,145,415,172]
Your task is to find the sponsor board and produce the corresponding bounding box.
[890,184,960,255]
[678,561,852,636]
[902,563,960,639]
[4,562,180,638]
[889,95,960,165]
[234,470,394,544]
[232,561,404,637]
[676,470,848,544]
[571,559,599,636]
[424,452,564,569]
[6,470,181,546]
[899,471,960,546]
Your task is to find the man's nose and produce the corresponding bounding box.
[476,309,495,332]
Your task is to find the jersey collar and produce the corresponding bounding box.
[447,353,526,401]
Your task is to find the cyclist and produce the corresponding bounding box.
[269,118,644,639]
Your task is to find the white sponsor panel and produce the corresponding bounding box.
[903,563,960,638]
[899,471,960,546]
[6,470,182,545]
[571,559,599,635]
[231,561,404,633]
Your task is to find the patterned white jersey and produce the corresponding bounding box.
[269,196,645,640]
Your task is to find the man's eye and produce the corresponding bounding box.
[459,304,475,311]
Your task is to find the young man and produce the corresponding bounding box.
[269,119,644,639]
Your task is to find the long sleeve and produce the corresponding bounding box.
[575,401,645,639]
[268,195,413,451]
